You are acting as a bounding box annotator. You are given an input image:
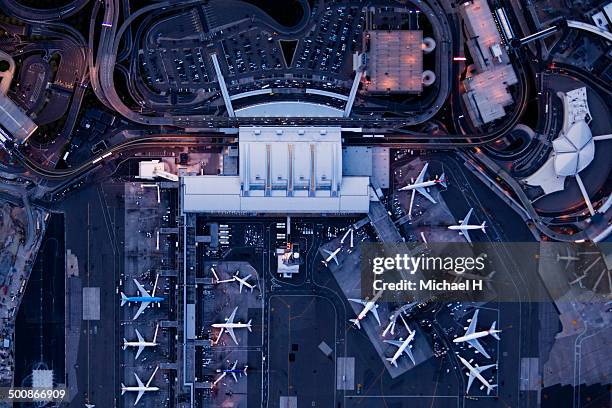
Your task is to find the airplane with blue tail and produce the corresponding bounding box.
[121,275,164,320]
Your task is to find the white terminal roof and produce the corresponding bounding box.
[235,101,343,117]
[0,93,37,144]
[182,127,370,214]
[553,88,595,177]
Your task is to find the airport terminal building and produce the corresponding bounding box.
[181,127,371,215]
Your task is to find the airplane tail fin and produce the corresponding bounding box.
[247,320,252,332]
[120,292,128,306]
[385,357,397,367]
[487,384,497,395]
[490,322,501,340]
[122,338,127,350]
[349,319,361,329]
[439,173,447,188]
[121,384,126,395]
[480,221,487,232]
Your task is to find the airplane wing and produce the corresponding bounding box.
[321,249,339,265]
[404,346,416,365]
[331,254,339,265]
[466,371,476,394]
[134,389,145,406]
[135,344,145,360]
[133,301,151,320]
[134,372,144,388]
[133,279,151,298]
[462,229,472,244]
[226,327,238,345]
[226,307,238,324]
[348,298,368,306]
[371,307,381,326]
[465,310,479,335]
[474,363,496,374]
[461,208,474,227]
[467,338,491,359]
[238,280,244,293]
[135,329,144,343]
[231,372,238,382]
[385,340,404,347]
[415,163,428,183]
[416,187,436,204]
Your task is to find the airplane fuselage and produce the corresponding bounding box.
[212,322,249,329]
[453,330,493,343]
[448,225,482,231]
[124,340,157,348]
[124,296,164,303]
[460,357,493,389]
[324,248,341,264]
[399,179,442,191]
[121,386,159,393]
[389,334,415,364]
[357,302,375,320]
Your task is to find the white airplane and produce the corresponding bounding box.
[340,228,354,248]
[123,325,159,360]
[458,356,497,395]
[120,276,165,320]
[348,290,383,329]
[453,309,500,359]
[211,306,252,345]
[121,366,159,406]
[557,248,579,269]
[213,360,248,386]
[321,247,341,266]
[448,208,486,244]
[233,271,256,293]
[398,162,447,198]
[384,325,417,367]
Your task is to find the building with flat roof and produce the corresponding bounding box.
[181,127,370,214]
[366,30,424,93]
[0,93,37,144]
[460,0,518,126]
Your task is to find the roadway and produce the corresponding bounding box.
[0,0,90,21]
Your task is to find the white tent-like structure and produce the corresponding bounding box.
[524,87,611,215]
[552,120,595,176]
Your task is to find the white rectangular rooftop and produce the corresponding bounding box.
[0,93,37,144]
[181,126,370,214]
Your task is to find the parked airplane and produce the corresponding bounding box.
[212,306,252,345]
[453,309,501,359]
[121,276,164,320]
[557,248,579,269]
[398,162,447,200]
[458,356,497,395]
[213,360,248,386]
[121,366,159,406]
[321,247,341,266]
[384,325,416,367]
[448,208,486,244]
[233,271,256,293]
[123,325,159,360]
[348,290,383,329]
